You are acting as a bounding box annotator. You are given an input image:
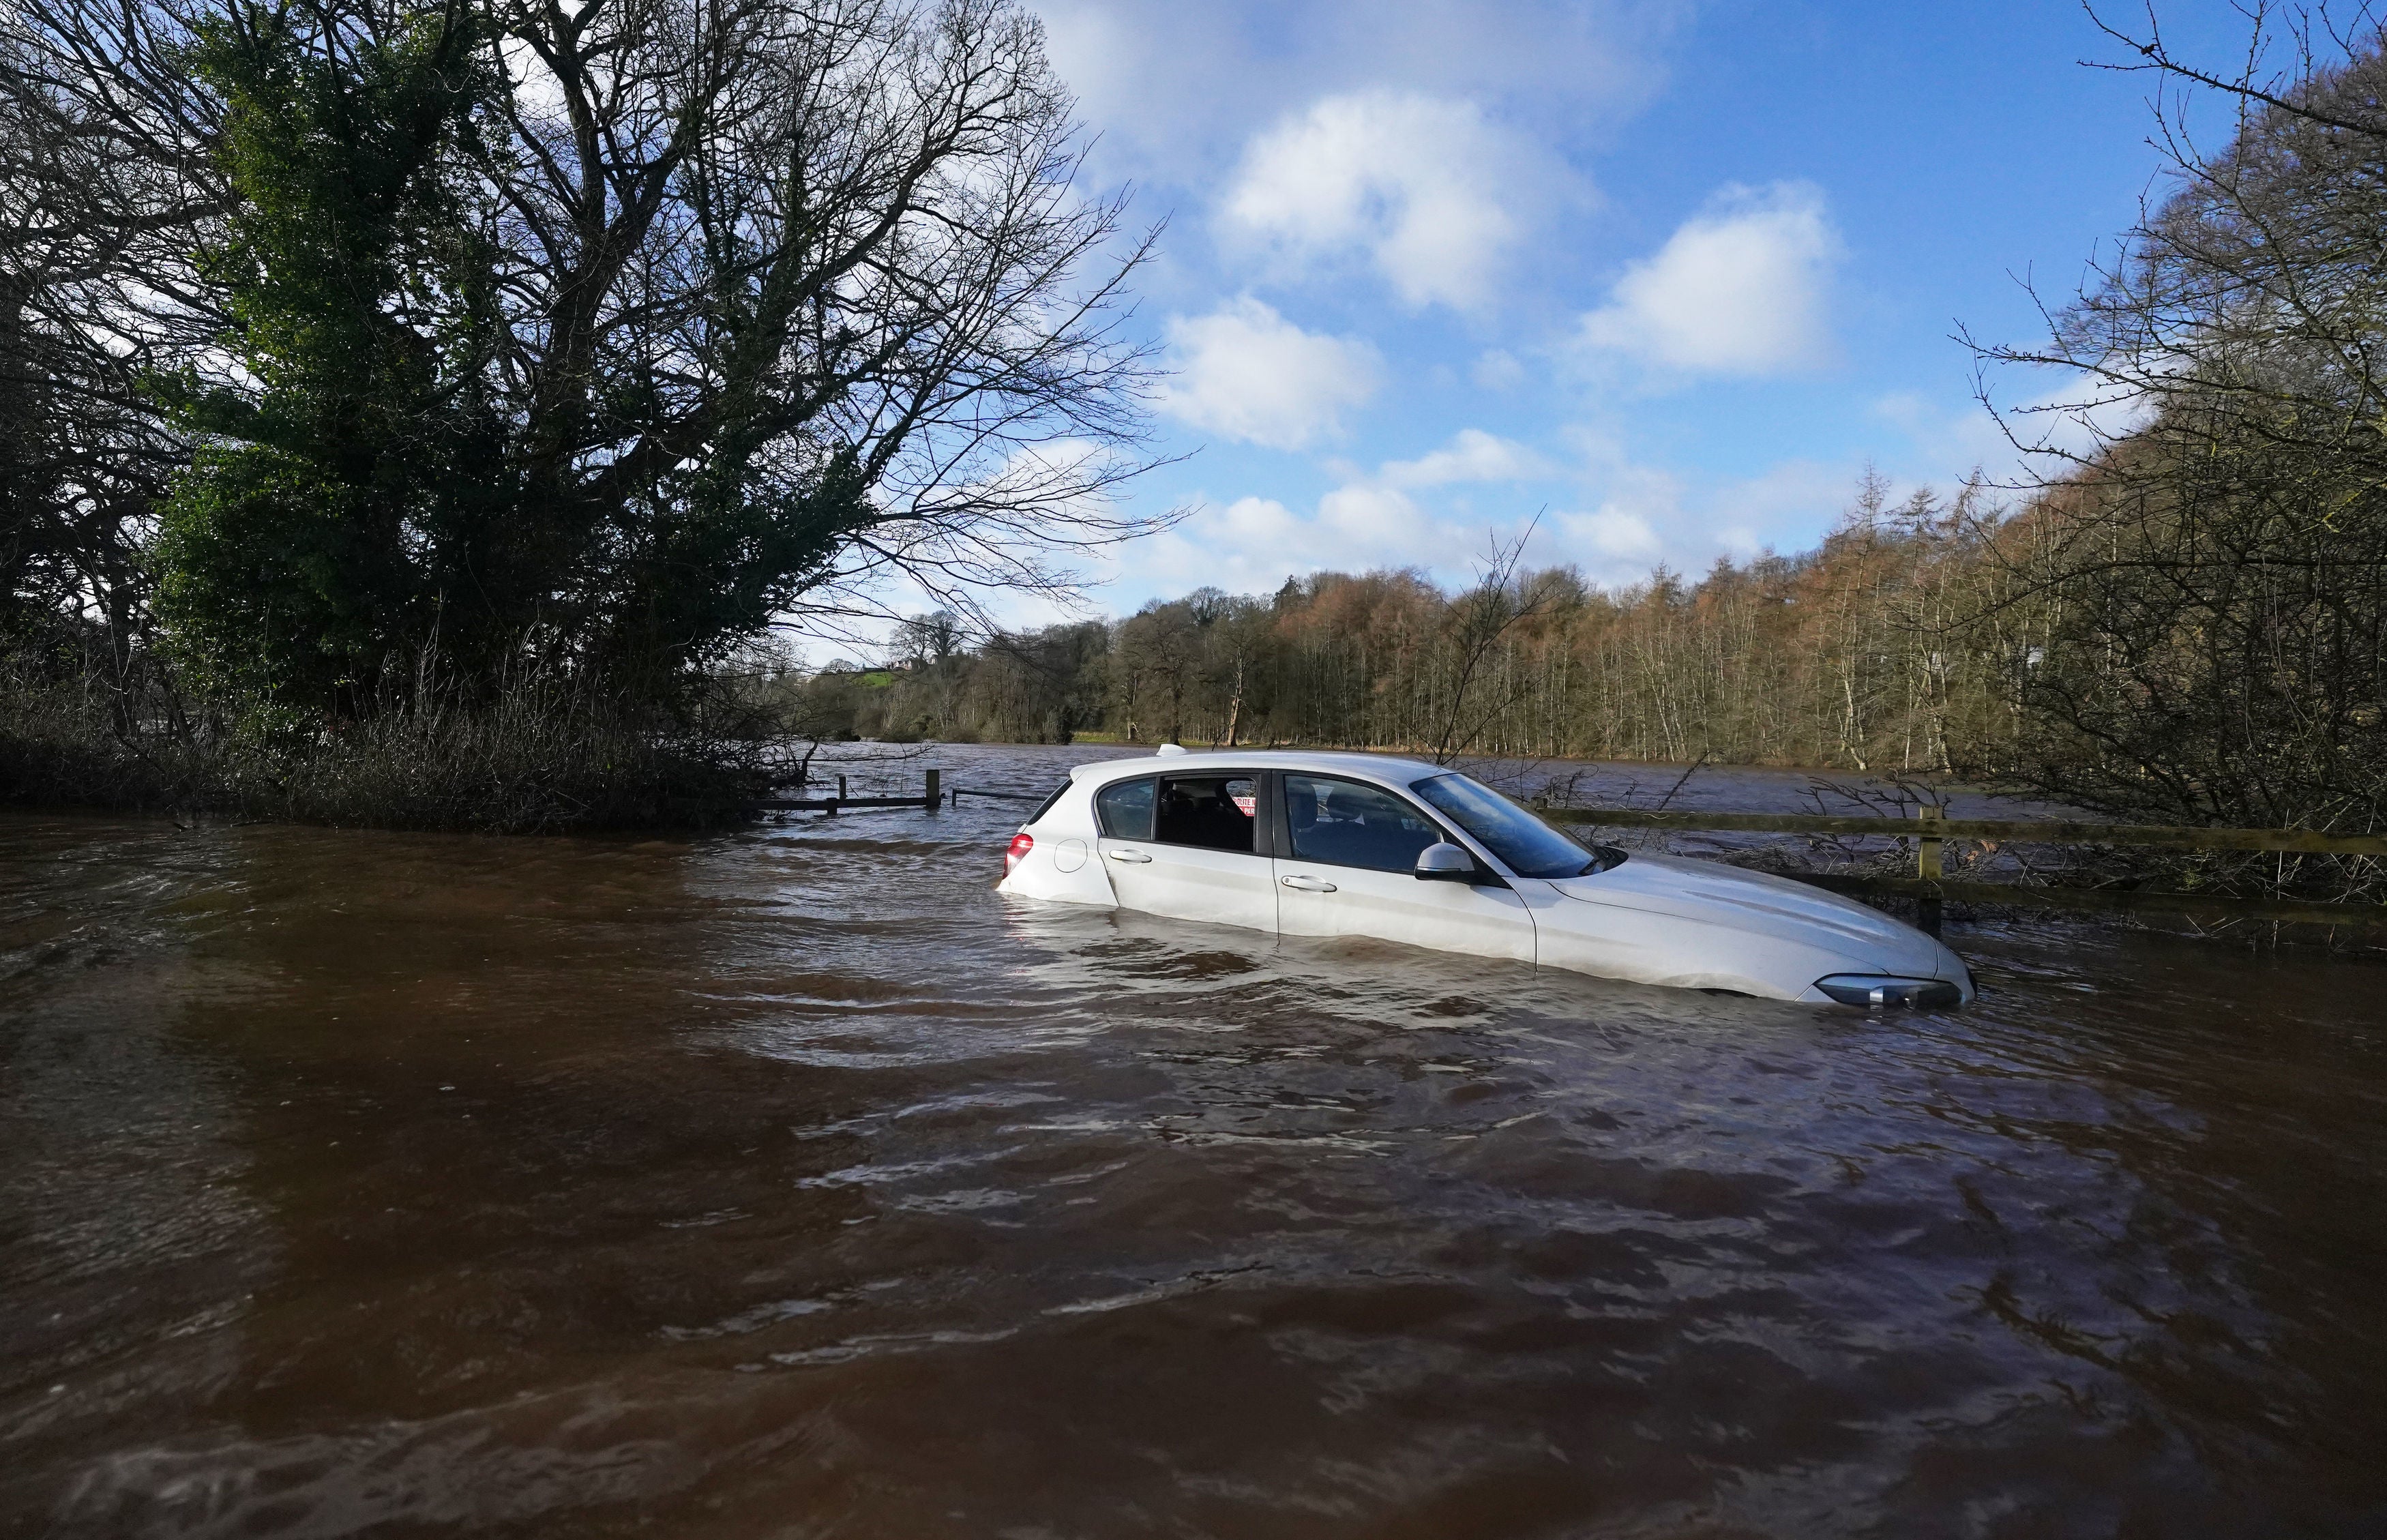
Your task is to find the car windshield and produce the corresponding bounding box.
[1412,774,1609,878]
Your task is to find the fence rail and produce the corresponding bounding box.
[752,795,938,812]
[1535,807,2387,857]
[755,769,944,814]
[1795,872,2387,929]
[1537,804,2387,931]
[753,773,1052,813]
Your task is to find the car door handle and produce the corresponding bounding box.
[1107,848,1153,863]
[1280,875,1337,892]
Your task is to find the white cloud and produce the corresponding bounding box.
[1561,507,1665,561]
[1874,372,2154,498]
[1700,458,1855,552]
[1193,488,1432,571]
[1318,482,1436,547]
[1156,297,1383,449]
[1379,428,1546,488]
[1872,390,2018,485]
[1106,438,1886,607]
[1579,181,1841,376]
[1219,91,1555,310]
[1992,372,2158,468]
[1030,1,1672,189]
[1471,349,1528,391]
[1118,428,1545,598]
[1125,490,1408,599]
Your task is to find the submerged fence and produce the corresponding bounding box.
[753,767,945,814]
[1537,805,2387,932]
[752,769,1048,814]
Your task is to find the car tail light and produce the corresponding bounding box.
[1005,832,1035,874]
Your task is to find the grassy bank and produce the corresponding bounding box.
[0,657,771,834]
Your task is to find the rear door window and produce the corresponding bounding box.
[1154,775,1258,854]
[1095,778,1155,840]
[1283,775,1443,873]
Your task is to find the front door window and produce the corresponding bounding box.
[1282,775,1442,872]
[1273,773,1533,965]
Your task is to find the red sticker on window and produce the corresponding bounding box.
[1232,795,1256,816]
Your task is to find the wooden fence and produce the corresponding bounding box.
[752,771,1052,814]
[753,769,945,814]
[1536,805,2387,931]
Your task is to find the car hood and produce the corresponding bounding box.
[1541,853,1948,971]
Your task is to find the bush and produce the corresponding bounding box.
[0,645,771,833]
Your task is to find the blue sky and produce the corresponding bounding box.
[969,1,2256,624]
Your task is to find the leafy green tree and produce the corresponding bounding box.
[151,0,507,715]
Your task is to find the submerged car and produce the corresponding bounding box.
[997,747,1973,1007]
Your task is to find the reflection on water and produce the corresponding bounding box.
[3,744,2384,1537]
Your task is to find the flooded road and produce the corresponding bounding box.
[4,745,2384,1537]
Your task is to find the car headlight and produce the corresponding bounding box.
[1815,975,1963,1009]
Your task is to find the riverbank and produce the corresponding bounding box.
[0,670,768,833]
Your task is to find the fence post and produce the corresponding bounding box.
[1916,806,1944,938]
[924,767,940,812]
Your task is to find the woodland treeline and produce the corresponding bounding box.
[806,475,2016,775]
[808,447,2382,850]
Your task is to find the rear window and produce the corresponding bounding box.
[1095,778,1155,840]
[1155,775,1257,853]
[1027,781,1070,825]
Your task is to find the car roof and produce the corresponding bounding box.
[1068,748,1449,788]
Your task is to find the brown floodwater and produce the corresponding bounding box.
[3,744,2384,1538]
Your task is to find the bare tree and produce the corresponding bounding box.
[1953,2,2387,838]
[1429,514,1546,765]
[1970,2,2387,487]
[466,0,1170,643]
[0,0,210,685]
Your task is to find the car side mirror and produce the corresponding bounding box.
[1414,842,1478,883]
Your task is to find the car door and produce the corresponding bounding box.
[1271,773,1535,964]
[1092,772,1278,934]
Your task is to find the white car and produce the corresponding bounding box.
[997,747,1974,1007]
